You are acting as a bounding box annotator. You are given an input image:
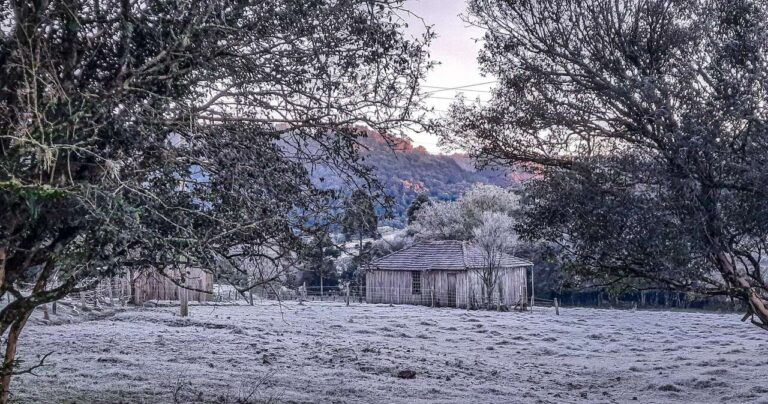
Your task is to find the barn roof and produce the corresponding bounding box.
[368,240,532,272]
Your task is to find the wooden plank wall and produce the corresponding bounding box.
[423,271,467,308]
[367,267,528,309]
[500,267,528,306]
[366,270,423,305]
[130,267,214,304]
[465,267,528,307]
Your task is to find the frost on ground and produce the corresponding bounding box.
[12,301,768,403]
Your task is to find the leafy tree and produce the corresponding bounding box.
[341,189,378,290]
[0,0,430,397]
[301,233,340,296]
[445,0,768,330]
[342,189,379,246]
[410,184,519,240]
[406,193,431,225]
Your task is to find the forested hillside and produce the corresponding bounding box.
[311,129,517,228]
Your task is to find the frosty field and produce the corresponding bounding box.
[12,302,768,403]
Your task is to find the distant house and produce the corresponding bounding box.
[365,240,532,308]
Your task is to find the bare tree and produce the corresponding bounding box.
[473,212,516,308]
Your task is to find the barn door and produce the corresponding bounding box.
[447,273,457,307]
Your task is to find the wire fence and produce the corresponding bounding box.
[10,280,546,314]
[224,285,535,311]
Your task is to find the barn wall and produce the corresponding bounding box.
[463,266,529,308]
[366,270,425,305]
[500,267,528,306]
[422,271,467,308]
[366,270,468,307]
[129,267,214,304]
[366,267,528,308]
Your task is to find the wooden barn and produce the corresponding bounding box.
[365,240,532,308]
[127,267,214,305]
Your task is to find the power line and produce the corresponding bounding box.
[423,80,497,95]
[425,95,473,101]
[422,86,491,94]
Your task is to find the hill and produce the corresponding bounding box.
[311,129,519,228]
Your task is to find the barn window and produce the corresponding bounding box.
[411,271,421,294]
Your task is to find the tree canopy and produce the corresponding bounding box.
[341,189,379,244]
[445,0,768,330]
[0,0,430,397]
[406,193,431,225]
[410,184,519,241]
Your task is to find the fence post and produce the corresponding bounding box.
[431,288,435,308]
[108,277,114,307]
[554,298,559,316]
[179,282,189,317]
[346,284,350,306]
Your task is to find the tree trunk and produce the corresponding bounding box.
[128,268,137,305]
[714,250,768,330]
[1,313,32,403]
[108,277,114,307]
[179,284,189,317]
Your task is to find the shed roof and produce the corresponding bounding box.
[368,240,532,272]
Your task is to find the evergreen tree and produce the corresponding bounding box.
[301,233,340,296]
[406,193,432,225]
[341,190,379,244]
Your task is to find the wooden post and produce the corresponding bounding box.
[529,266,535,311]
[179,283,189,317]
[51,301,57,315]
[431,287,435,308]
[320,276,324,301]
[554,298,559,316]
[108,277,114,307]
[42,304,50,321]
[358,281,363,303]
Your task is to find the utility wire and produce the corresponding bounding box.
[422,80,497,95]
[424,94,492,103]
[422,86,491,94]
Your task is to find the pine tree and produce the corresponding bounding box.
[406,193,431,225]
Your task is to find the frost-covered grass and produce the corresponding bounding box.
[12,301,768,403]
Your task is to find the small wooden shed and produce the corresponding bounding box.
[365,240,532,308]
[127,267,214,305]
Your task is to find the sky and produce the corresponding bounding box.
[403,0,494,154]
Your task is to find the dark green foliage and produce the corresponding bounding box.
[341,190,379,243]
[0,0,431,389]
[447,0,768,330]
[406,193,431,225]
[300,233,340,290]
